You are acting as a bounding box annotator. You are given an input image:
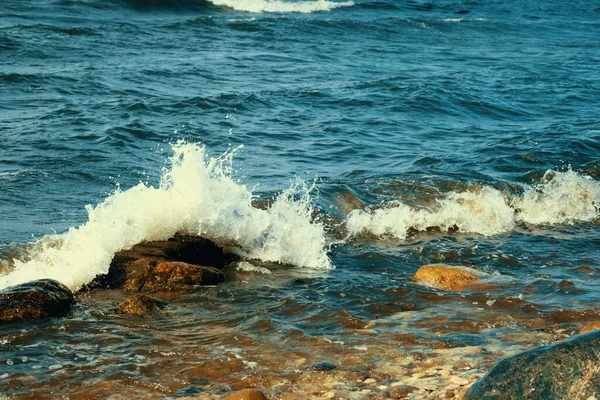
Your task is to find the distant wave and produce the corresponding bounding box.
[206,0,354,13]
[346,170,600,240]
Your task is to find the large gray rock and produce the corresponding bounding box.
[465,330,600,399]
[0,279,74,322]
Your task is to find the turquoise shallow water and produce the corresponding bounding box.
[1,0,599,397]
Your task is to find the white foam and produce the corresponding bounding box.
[514,170,600,225]
[0,143,331,291]
[347,170,600,240]
[207,0,354,13]
[346,186,515,240]
[235,261,272,274]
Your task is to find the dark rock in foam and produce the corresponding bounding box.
[465,330,600,399]
[93,257,225,292]
[0,279,74,322]
[113,294,167,316]
[85,234,227,291]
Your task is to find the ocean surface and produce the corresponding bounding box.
[1,0,599,397]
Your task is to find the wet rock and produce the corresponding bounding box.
[114,234,226,268]
[465,330,600,400]
[580,321,600,334]
[0,279,74,322]
[113,294,167,316]
[311,362,337,371]
[88,257,225,292]
[413,264,482,290]
[85,234,228,290]
[223,389,268,400]
[173,385,204,397]
[122,258,225,292]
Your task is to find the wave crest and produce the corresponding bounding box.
[346,170,600,240]
[0,143,332,291]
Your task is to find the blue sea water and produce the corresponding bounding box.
[1,0,600,397]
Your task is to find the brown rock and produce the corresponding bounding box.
[223,389,269,400]
[390,385,416,399]
[580,321,600,334]
[84,234,228,291]
[113,294,167,316]
[0,279,74,322]
[413,264,482,290]
[120,258,225,292]
[114,234,226,268]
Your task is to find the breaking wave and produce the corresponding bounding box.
[0,143,332,291]
[1,143,598,292]
[346,170,600,240]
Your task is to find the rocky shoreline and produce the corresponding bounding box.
[1,234,600,399]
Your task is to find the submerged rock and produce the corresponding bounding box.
[311,362,337,371]
[223,389,268,400]
[173,385,204,397]
[413,264,482,290]
[0,279,74,322]
[85,234,228,291]
[465,330,600,399]
[113,294,167,316]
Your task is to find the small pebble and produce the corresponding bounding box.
[449,376,470,386]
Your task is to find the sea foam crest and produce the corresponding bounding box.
[207,0,354,13]
[346,170,600,240]
[514,170,600,225]
[0,143,331,291]
[346,186,515,240]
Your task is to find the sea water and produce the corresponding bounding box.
[1,0,599,397]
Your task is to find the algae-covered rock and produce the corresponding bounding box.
[413,264,482,290]
[113,294,167,316]
[0,279,74,322]
[465,330,600,400]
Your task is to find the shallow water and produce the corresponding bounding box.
[1,0,599,398]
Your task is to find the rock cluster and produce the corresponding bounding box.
[0,234,230,322]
